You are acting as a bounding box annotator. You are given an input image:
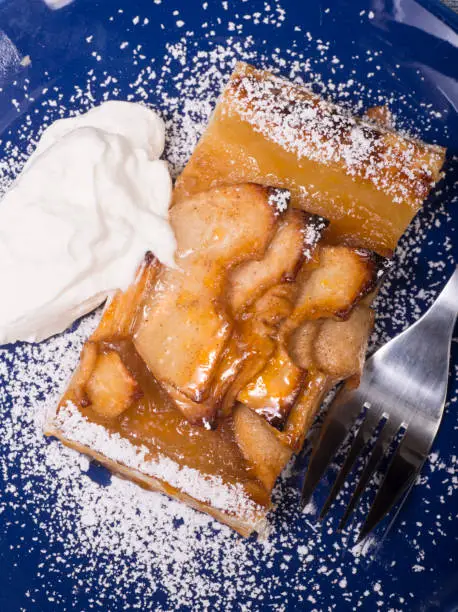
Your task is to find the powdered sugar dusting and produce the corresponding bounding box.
[302,215,329,261]
[225,64,443,206]
[52,401,264,523]
[268,187,290,215]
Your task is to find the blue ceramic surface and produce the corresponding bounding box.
[0,0,456,610]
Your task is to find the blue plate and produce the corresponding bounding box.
[0,0,456,610]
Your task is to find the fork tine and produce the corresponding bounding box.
[358,426,428,541]
[338,417,401,531]
[300,386,362,508]
[319,405,383,520]
[300,419,348,507]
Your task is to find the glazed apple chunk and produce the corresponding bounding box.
[287,245,386,324]
[289,304,374,381]
[233,403,292,491]
[86,350,141,419]
[237,344,305,428]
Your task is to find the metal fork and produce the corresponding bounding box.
[301,267,458,541]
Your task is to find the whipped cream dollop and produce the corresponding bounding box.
[0,101,176,345]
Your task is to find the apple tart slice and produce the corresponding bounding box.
[47,63,445,536]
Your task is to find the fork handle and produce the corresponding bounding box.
[429,267,458,314]
[434,267,458,312]
[422,267,458,338]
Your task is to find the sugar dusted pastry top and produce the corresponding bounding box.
[53,401,266,526]
[224,63,443,207]
[175,62,446,255]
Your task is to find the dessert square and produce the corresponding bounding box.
[46,64,445,536]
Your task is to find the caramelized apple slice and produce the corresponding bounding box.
[287,320,317,371]
[313,306,374,379]
[219,342,274,418]
[289,246,386,323]
[248,282,299,332]
[138,280,232,403]
[289,305,374,380]
[160,338,245,427]
[220,283,298,417]
[161,383,216,427]
[279,373,331,452]
[207,337,245,407]
[86,351,140,419]
[171,184,281,265]
[228,210,328,314]
[237,344,306,428]
[134,184,282,403]
[233,403,292,490]
[91,253,160,341]
[68,341,98,407]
